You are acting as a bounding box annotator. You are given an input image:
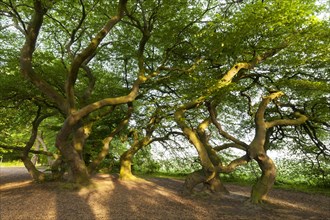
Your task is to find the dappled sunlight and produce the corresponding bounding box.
[0,183,58,219]
[267,197,312,210]
[265,196,329,216]
[0,180,32,191]
[0,0,329,219]
[1,169,329,219]
[78,174,217,219]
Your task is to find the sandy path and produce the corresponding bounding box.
[0,167,329,220]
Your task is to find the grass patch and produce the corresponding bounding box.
[0,161,24,167]
[223,177,330,197]
[143,172,330,197]
[136,172,187,180]
[273,183,330,196]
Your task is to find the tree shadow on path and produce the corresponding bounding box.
[0,167,95,220]
[1,168,330,220]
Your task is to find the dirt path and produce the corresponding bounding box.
[0,167,329,220]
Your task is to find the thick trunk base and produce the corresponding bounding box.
[250,155,276,204]
[50,157,66,180]
[183,169,228,195]
[58,143,91,185]
[22,157,46,182]
[203,175,229,194]
[119,158,137,180]
[68,160,91,185]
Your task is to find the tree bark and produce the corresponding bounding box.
[248,91,307,204]
[203,174,229,194]
[181,118,228,195]
[20,106,50,182]
[36,134,54,167]
[119,136,149,180]
[22,156,46,182]
[208,91,307,203]
[183,169,208,195]
[89,104,133,174]
[50,156,65,180]
[250,154,276,203]
[182,161,229,195]
[31,139,40,165]
[119,146,140,180]
[57,141,90,185]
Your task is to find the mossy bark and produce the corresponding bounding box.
[50,156,65,180]
[119,142,142,180]
[57,138,91,185]
[64,145,91,185]
[119,155,136,180]
[250,154,276,203]
[119,148,139,180]
[203,174,229,194]
[182,169,228,195]
[183,169,209,195]
[22,156,46,182]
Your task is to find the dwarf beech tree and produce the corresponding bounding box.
[0,0,215,183]
[0,0,329,203]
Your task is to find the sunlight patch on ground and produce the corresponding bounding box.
[267,197,327,216]
[0,180,32,191]
[230,190,249,197]
[87,198,110,218]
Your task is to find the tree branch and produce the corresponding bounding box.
[66,0,128,111]
[266,112,308,128]
[218,155,250,173]
[207,102,249,149]
[19,0,67,113]
[0,145,54,157]
[214,143,246,151]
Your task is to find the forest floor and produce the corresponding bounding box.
[0,167,329,220]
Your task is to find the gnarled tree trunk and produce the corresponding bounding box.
[21,107,50,182]
[119,150,136,180]
[30,140,40,166]
[247,91,307,203]
[89,104,132,174]
[22,156,46,182]
[57,141,90,185]
[202,173,229,194]
[250,154,276,203]
[183,169,210,195]
[19,0,129,185]
[119,137,147,180]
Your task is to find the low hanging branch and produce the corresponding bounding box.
[19,0,67,113]
[119,106,164,180]
[213,143,246,151]
[207,102,250,150]
[88,102,133,173]
[218,155,250,174]
[0,145,54,157]
[20,106,54,182]
[202,90,309,203]
[66,0,128,111]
